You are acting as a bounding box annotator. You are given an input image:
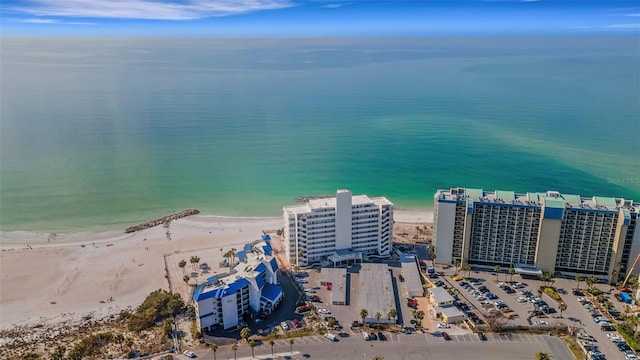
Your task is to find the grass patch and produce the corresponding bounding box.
[617,325,640,351]
[560,335,585,360]
[540,286,564,303]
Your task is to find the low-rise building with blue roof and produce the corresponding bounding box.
[193,237,283,331]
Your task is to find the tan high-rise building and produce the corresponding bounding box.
[433,187,640,283]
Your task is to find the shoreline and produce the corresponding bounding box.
[0,209,433,247]
[0,209,432,330]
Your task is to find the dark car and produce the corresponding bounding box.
[618,342,631,351]
[442,332,451,340]
[377,332,386,341]
[369,333,378,340]
[435,280,445,287]
[338,332,350,337]
[399,274,405,282]
[478,332,487,341]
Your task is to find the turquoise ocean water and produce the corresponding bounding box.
[1,37,638,232]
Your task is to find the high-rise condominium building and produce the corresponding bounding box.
[283,190,393,267]
[433,187,640,282]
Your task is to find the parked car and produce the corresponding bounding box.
[183,350,197,358]
[437,322,450,328]
[478,332,487,341]
[281,321,289,331]
[442,332,451,340]
[324,333,338,342]
[377,332,386,341]
[362,332,370,341]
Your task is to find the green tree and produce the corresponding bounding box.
[372,356,385,360]
[494,265,501,282]
[328,317,337,328]
[360,309,369,327]
[240,327,251,342]
[558,303,567,317]
[231,343,238,360]
[465,265,472,278]
[534,351,552,360]
[269,340,275,355]
[179,259,187,274]
[574,275,582,290]
[388,308,397,324]
[508,267,516,283]
[453,260,461,276]
[375,312,382,325]
[211,342,218,360]
[190,256,198,270]
[114,333,124,350]
[586,276,596,289]
[429,244,436,267]
[50,345,66,360]
[289,338,295,354]
[183,275,190,285]
[415,310,425,327]
[248,340,256,358]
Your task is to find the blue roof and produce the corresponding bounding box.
[255,273,265,289]
[225,278,250,295]
[193,285,226,302]
[237,251,246,261]
[261,283,283,302]
[255,263,267,273]
[207,275,218,282]
[262,243,272,256]
[244,244,252,252]
[269,258,278,272]
[262,234,271,241]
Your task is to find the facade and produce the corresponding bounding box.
[428,287,455,307]
[193,238,283,331]
[283,190,393,267]
[428,287,465,323]
[433,187,640,282]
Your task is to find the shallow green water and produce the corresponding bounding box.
[1,37,638,232]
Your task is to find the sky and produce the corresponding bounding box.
[1,0,639,36]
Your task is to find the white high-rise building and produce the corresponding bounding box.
[283,190,393,267]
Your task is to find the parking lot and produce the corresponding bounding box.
[433,262,634,360]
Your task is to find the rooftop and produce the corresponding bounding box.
[323,267,347,304]
[436,187,638,213]
[359,264,395,323]
[429,286,455,304]
[400,255,424,296]
[284,192,393,215]
[193,238,276,301]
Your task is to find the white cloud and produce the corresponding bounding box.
[323,3,345,9]
[605,23,640,30]
[521,0,540,3]
[11,0,295,21]
[19,18,97,25]
[624,13,640,17]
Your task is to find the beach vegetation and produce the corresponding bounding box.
[191,320,202,340]
[50,345,66,360]
[127,290,184,333]
[23,353,40,360]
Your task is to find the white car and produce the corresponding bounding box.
[607,333,623,342]
[183,350,196,358]
[281,321,289,331]
[437,322,450,328]
[535,321,548,325]
[577,297,587,303]
[517,297,528,303]
[318,308,331,314]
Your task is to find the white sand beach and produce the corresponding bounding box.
[0,210,432,330]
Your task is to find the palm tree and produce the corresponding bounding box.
[371,356,385,360]
[558,303,567,318]
[179,259,187,274]
[289,338,294,354]
[248,340,256,358]
[183,275,190,284]
[586,276,596,290]
[375,312,382,325]
[231,248,237,264]
[415,310,425,327]
[508,267,516,283]
[190,256,198,270]
[194,256,201,269]
[240,327,251,342]
[464,265,472,278]
[494,265,501,282]
[574,275,582,290]
[429,244,436,267]
[360,309,369,327]
[231,343,238,360]
[388,308,397,324]
[269,340,275,355]
[211,343,218,360]
[328,318,337,328]
[453,260,461,276]
[416,226,421,241]
[534,351,552,360]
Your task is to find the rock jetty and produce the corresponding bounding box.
[296,195,333,203]
[124,209,200,233]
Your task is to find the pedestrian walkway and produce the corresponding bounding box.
[235,351,300,360]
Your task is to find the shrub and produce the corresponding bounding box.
[543,287,561,301]
[128,290,184,332]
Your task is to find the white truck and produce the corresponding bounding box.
[324,333,337,341]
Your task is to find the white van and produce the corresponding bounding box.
[362,331,370,340]
[324,333,337,341]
